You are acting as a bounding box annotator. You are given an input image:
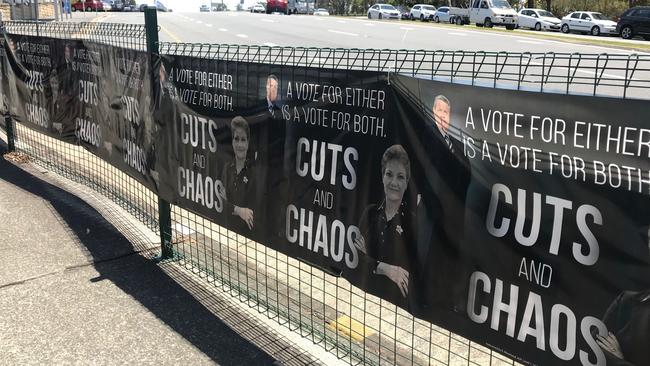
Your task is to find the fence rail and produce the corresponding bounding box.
[160,42,650,99]
[4,19,650,366]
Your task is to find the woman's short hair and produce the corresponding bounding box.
[231,116,250,139]
[381,144,410,181]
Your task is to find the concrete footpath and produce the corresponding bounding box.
[0,145,284,365]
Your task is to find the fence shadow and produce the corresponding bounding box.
[0,142,277,365]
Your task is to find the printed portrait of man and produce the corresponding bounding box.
[410,93,471,319]
[265,74,282,118]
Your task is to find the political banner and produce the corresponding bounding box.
[2,32,649,365]
[390,74,650,366]
[2,34,158,192]
[156,54,650,366]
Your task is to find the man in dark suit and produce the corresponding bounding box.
[411,94,471,322]
[265,74,283,118]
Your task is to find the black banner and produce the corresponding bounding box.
[2,34,158,191]
[3,33,649,366]
[391,75,650,366]
[156,55,650,366]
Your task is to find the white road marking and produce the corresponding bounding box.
[206,24,213,27]
[447,32,467,36]
[327,29,358,37]
[263,42,278,47]
[219,28,228,31]
[337,20,347,23]
[261,19,275,22]
[364,23,375,26]
[517,39,543,44]
[196,20,203,24]
[400,27,414,31]
[236,33,249,38]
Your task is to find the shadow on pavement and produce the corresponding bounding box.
[0,143,276,365]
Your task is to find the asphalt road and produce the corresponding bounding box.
[86,11,650,54]
[64,11,650,99]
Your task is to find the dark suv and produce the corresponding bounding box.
[616,6,650,40]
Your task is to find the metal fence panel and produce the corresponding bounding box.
[4,21,650,366]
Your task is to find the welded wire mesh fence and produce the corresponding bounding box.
[4,20,650,366]
[4,21,147,50]
[159,42,650,100]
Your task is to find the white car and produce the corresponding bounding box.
[367,4,400,20]
[250,3,265,13]
[560,11,618,36]
[518,8,561,31]
[313,8,329,16]
[433,6,451,23]
[409,4,436,22]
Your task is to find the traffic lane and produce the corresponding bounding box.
[154,12,644,56]
[93,12,650,93]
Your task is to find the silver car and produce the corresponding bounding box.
[367,4,400,20]
[433,6,451,23]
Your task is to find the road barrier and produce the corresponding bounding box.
[2,10,650,366]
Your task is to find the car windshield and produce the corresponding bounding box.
[490,0,511,9]
[380,5,396,10]
[590,12,608,20]
[538,10,554,17]
[423,5,435,10]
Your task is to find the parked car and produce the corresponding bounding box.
[110,0,124,11]
[250,3,265,12]
[561,11,617,36]
[200,4,209,11]
[101,0,112,10]
[367,4,400,20]
[395,5,410,20]
[313,8,329,16]
[616,6,650,40]
[449,0,517,29]
[433,6,451,23]
[409,4,436,21]
[518,8,560,31]
[72,0,104,11]
[266,0,289,14]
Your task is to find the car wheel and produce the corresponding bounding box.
[435,16,439,23]
[561,24,570,33]
[534,22,541,31]
[409,13,414,20]
[455,16,463,25]
[505,24,515,30]
[378,13,382,19]
[591,26,600,36]
[368,13,371,19]
[484,18,493,28]
[86,6,92,11]
[621,25,634,40]
[420,14,424,22]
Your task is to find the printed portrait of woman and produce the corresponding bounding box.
[598,289,650,366]
[221,116,258,235]
[355,144,417,309]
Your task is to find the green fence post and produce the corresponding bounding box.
[145,6,173,260]
[5,115,15,152]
